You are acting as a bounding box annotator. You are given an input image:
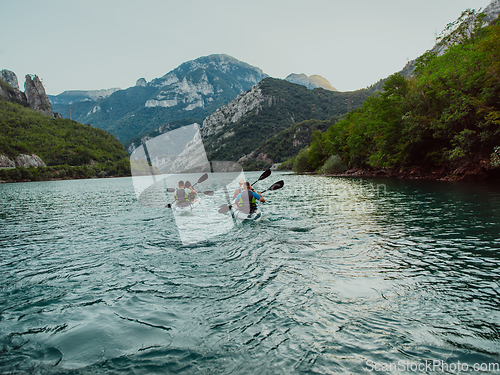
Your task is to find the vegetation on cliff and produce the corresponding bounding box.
[0,95,130,182]
[293,10,500,180]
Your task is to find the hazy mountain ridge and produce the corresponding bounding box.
[49,88,121,105]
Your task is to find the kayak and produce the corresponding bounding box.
[173,200,200,213]
[232,207,262,222]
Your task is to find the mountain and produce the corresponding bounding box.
[51,54,268,142]
[285,73,337,91]
[200,77,380,169]
[484,0,500,23]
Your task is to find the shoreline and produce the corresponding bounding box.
[321,163,500,182]
[0,174,130,184]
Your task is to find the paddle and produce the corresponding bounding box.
[251,169,271,186]
[218,180,284,214]
[166,173,209,208]
[259,180,284,194]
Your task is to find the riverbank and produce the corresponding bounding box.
[323,161,500,182]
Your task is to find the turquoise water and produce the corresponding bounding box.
[1,173,499,374]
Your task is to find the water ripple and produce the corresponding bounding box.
[1,176,500,373]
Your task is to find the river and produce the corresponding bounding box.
[1,172,499,374]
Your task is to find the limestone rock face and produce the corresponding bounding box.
[0,70,27,102]
[24,75,54,116]
[201,85,267,137]
[0,154,46,168]
[0,155,16,168]
[485,0,500,23]
[1,69,20,89]
[14,154,47,167]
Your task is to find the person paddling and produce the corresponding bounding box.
[184,181,198,203]
[234,182,265,214]
[175,181,192,207]
[232,178,246,200]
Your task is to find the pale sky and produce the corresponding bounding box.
[1,0,492,95]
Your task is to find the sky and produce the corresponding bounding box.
[1,0,492,95]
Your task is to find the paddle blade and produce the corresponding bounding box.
[259,169,271,181]
[218,204,232,213]
[269,180,284,191]
[251,169,271,185]
[166,188,175,193]
[203,190,214,196]
[197,173,209,184]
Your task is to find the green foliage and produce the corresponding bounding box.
[292,148,314,173]
[0,99,130,182]
[278,158,294,171]
[240,159,272,172]
[307,9,500,175]
[0,160,130,182]
[318,155,346,174]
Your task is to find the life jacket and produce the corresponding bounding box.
[235,190,257,214]
[175,188,190,207]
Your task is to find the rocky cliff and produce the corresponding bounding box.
[0,70,20,90]
[0,154,46,168]
[0,70,59,117]
[24,75,54,116]
[0,69,27,103]
[485,0,500,22]
[200,85,268,137]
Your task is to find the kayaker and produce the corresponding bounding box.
[184,181,198,203]
[234,182,264,214]
[232,178,246,200]
[175,181,192,207]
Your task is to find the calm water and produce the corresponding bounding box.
[1,173,499,374]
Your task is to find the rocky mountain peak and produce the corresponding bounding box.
[1,70,59,117]
[136,78,147,87]
[1,69,20,90]
[0,70,26,103]
[24,75,54,117]
[150,54,268,89]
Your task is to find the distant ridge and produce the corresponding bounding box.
[285,73,337,91]
[49,88,121,105]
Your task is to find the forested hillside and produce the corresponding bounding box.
[203,77,381,170]
[0,94,130,182]
[294,10,500,181]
